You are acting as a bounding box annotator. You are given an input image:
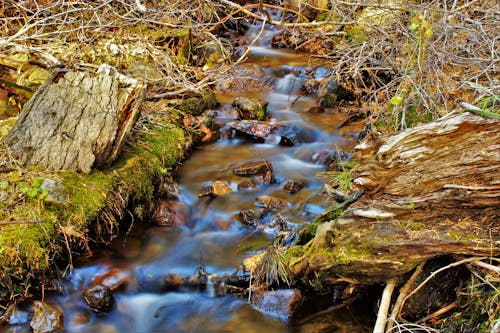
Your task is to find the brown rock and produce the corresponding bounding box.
[255,195,287,210]
[251,171,273,185]
[233,160,273,176]
[83,284,115,313]
[30,301,64,333]
[228,120,272,142]
[236,210,261,227]
[92,267,130,291]
[209,180,233,196]
[153,200,186,226]
[283,179,306,193]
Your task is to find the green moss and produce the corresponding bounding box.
[0,117,16,137]
[0,113,186,307]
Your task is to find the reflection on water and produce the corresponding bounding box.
[1,31,373,333]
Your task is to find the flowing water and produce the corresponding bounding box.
[3,24,375,333]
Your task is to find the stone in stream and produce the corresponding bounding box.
[255,195,288,210]
[283,179,306,193]
[275,123,313,146]
[251,289,303,319]
[83,284,115,313]
[91,267,131,291]
[233,160,273,177]
[251,170,273,185]
[152,200,186,226]
[228,120,272,142]
[236,209,262,227]
[209,180,233,196]
[30,301,64,333]
[232,96,268,121]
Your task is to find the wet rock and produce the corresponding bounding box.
[301,78,320,95]
[92,267,130,291]
[209,180,233,196]
[311,149,333,164]
[30,301,64,333]
[40,178,69,204]
[228,120,271,142]
[152,200,186,226]
[267,214,291,232]
[237,180,256,191]
[232,96,267,121]
[233,160,273,177]
[236,209,261,227]
[318,78,349,108]
[255,195,288,210]
[251,171,273,185]
[275,123,314,146]
[83,284,115,313]
[283,179,306,193]
[251,289,302,319]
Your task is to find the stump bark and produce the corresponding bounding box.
[293,112,500,285]
[4,69,145,173]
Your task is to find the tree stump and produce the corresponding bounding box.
[4,69,145,173]
[292,112,500,285]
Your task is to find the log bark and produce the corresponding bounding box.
[292,112,499,285]
[4,69,145,173]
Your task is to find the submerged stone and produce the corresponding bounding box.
[283,179,306,193]
[152,200,186,226]
[255,195,288,210]
[83,284,115,313]
[209,180,233,196]
[30,301,64,333]
[233,160,273,177]
[236,209,261,227]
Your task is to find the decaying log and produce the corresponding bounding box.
[293,112,499,285]
[4,69,145,173]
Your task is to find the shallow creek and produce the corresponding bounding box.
[4,28,374,333]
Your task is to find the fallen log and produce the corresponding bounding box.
[291,111,500,285]
[4,68,145,173]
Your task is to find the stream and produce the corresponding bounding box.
[4,23,374,333]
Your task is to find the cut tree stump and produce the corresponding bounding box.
[4,69,145,173]
[292,111,500,285]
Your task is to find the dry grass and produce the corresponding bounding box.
[283,0,499,132]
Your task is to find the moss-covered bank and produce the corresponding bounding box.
[0,111,186,311]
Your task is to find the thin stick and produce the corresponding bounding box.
[400,257,487,313]
[373,278,397,333]
[387,262,425,330]
[0,219,44,225]
[417,302,457,324]
[470,260,500,274]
